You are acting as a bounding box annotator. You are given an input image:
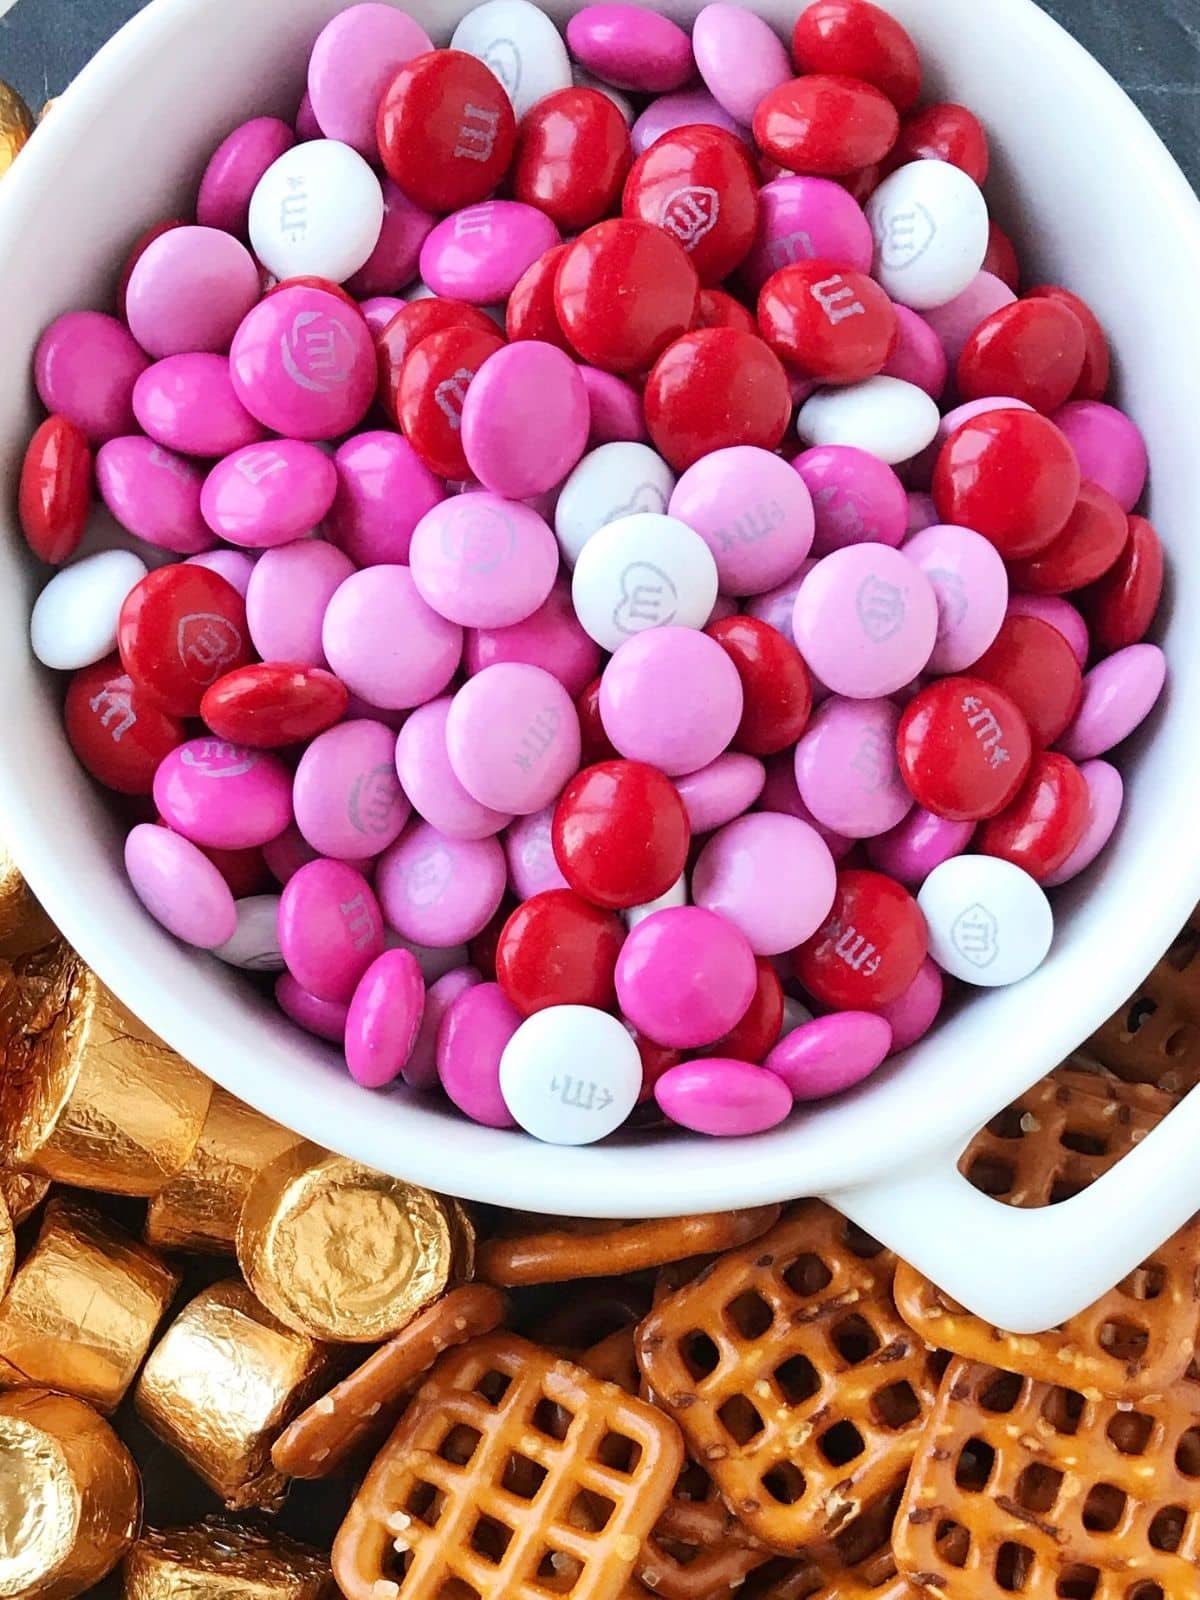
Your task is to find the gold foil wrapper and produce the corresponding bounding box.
[0,1198,179,1414]
[122,1519,336,1600]
[0,845,56,959]
[0,941,212,1194]
[237,1144,453,1343]
[0,83,33,180]
[0,1168,50,1226]
[0,1387,141,1600]
[134,1279,340,1509]
[445,1196,477,1283]
[0,1195,12,1303]
[145,1088,303,1256]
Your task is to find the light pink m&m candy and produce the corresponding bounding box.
[462,343,589,499]
[1042,759,1124,887]
[616,905,756,1049]
[134,354,265,459]
[1057,643,1166,761]
[396,697,513,840]
[446,664,582,815]
[793,446,908,556]
[96,437,214,555]
[344,947,426,1089]
[308,3,433,156]
[867,806,974,886]
[326,432,445,567]
[404,965,482,1090]
[668,446,815,596]
[188,549,256,597]
[278,858,384,1003]
[655,1058,792,1135]
[794,695,911,838]
[420,202,561,303]
[322,566,463,709]
[35,311,149,444]
[229,285,375,440]
[792,543,938,698]
[465,577,601,699]
[692,812,836,955]
[1006,593,1090,668]
[903,522,1008,673]
[245,539,355,667]
[504,807,570,898]
[197,116,297,237]
[154,737,292,850]
[742,176,874,297]
[675,752,765,834]
[125,226,261,358]
[124,823,237,949]
[600,629,744,777]
[765,1012,892,1101]
[377,821,507,946]
[201,441,338,548]
[759,754,854,859]
[410,495,559,628]
[437,982,520,1128]
[922,271,1017,366]
[692,3,792,125]
[293,719,411,860]
[631,89,747,156]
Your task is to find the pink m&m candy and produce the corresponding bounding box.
[347,182,436,297]
[794,695,912,838]
[437,982,520,1128]
[410,495,560,629]
[504,807,570,899]
[759,754,854,859]
[668,446,815,596]
[883,306,949,399]
[245,539,355,668]
[675,752,766,834]
[359,295,407,334]
[276,972,349,1042]
[616,905,757,1049]
[874,957,943,1053]
[404,965,482,1090]
[201,441,338,548]
[446,663,582,815]
[692,3,792,126]
[1057,643,1166,761]
[197,116,296,237]
[462,344,590,499]
[96,437,214,555]
[322,566,463,709]
[154,737,292,850]
[124,823,237,949]
[35,311,149,444]
[655,1058,793,1136]
[567,5,693,92]
[903,522,1009,673]
[631,89,747,157]
[293,719,411,860]
[600,629,744,777]
[741,176,874,297]
[326,433,445,568]
[278,858,384,1003]
[1042,759,1124,887]
[1053,399,1149,513]
[125,226,261,357]
[396,697,513,840]
[1006,592,1090,669]
[420,202,561,303]
[922,271,1017,367]
[307,3,433,156]
[188,550,256,596]
[580,366,648,445]
[133,354,266,458]
[465,577,602,700]
[792,543,938,698]
[792,446,907,556]
[765,1012,892,1101]
[229,285,375,440]
[692,812,836,955]
[867,806,975,887]
[377,821,507,947]
[344,947,427,1089]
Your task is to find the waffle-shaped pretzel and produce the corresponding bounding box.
[637,1204,936,1553]
[478,1207,782,1287]
[956,1068,1175,1207]
[1086,912,1200,1091]
[272,1286,507,1480]
[332,1332,684,1600]
[741,1482,913,1598]
[895,1357,1200,1598]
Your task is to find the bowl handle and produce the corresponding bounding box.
[825,1097,1200,1334]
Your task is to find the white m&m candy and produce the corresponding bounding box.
[572,512,718,652]
[451,0,573,118]
[917,856,1053,987]
[625,872,689,930]
[30,549,148,670]
[797,376,941,465]
[249,140,384,284]
[499,1005,642,1143]
[555,442,677,567]
[212,895,285,971]
[866,159,989,311]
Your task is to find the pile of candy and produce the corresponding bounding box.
[4,849,1200,1600]
[18,0,1167,1143]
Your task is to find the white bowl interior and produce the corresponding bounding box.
[2,0,1200,1217]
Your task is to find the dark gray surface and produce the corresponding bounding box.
[1,0,1197,188]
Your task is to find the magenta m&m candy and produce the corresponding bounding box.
[343,947,427,1089]
[325,432,446,567]
[654,1058,793,1136]
[278,857,385,1003]
[197,116,296,236]
[437,981,521,1128]
[34,311,149,443]
[765,1011,892,1101]
[276,973,349,1043]
[461,343,590,499]
[465,576,602,700]
[229,284,376,440]
[133,354,266,459]
[404,965,481,1090]
[96,437,214,556]
[615,905,756,1049]
[793,444,908,556]
[153,737,293,850]
[201,441,338,548]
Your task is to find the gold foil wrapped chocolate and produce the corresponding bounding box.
[0,941,212,1193]
[0,844,56,959]
[145,1088,303,1256]
[122,1519,336,1599]
[0,1194,12,1302]
[0,1167,49,1226]
[445,1196,477,1283]
[0,1387,141,1599]
[0,82,33,180]
[134,1279,340,1509]
[0,1198,179,1414]
[237,1144,453,1342]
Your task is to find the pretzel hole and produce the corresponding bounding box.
[761,1461,807,1504]
[1014,1462,1063,1514]
[1174,1425,1200,1476]
[596,1430,640,1473]
[1055,1564,1099,1598]
[568,1489,615,1531]
[1097,1318,1150,1362]
[473,1368,512,1405]
[1059,1127,1108,1157]
[830,1313,881,1365]
[818,1419,864,1467]
[1119,1262,1166,1301]
[1127,1584,1165,1600]
[679,1331,720,1379]
[717,1395,765,1445]
[468,1513,514,1566]
[405,1479,447,1529]
[532,1398,573,1442]
[775,1353,821,1404]
[986,1104,1027,1140]
[501,1453,547,1499]
[1148,1505,1186,1552]
[954,1438,996,1492]
[995,1541,1033,1591]
[963,1153,1016,1197]
[437,1424,482,1465]
[536,1548,584,1591]
[1049,1177,1088,1205]
[433,1581,482,1600]
[933,1518,970,1567]
[1125,997,1157,1037]
[873,1379,920,1429]
[1166,926,1200,971]
[979,1372,1023,1414]
[726,1290,774,1339]
[1081,1483,1126,1533]
[842,1219,888,1259]
[782,1252,833,1296]
[1106,1410,1153,1454]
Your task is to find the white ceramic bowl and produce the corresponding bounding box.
[3,0,1200,1330]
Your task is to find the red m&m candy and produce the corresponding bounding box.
[552,760,690,911]
[977,750,1091,883]
[555,218,699,375]
[1006,482,1127,596]
[897,675,1033,821]
[576,677,619,766]
[956,298,1087,415]
[970,614,1082,749]
[706,616,813,757]
[397,323,506,479]
[376,49,516,214]
[703,957,785,1063]
[376,298,499,424]
[644,328,792,472]
[1027,284,1111,401]
[117,564,252,717]
[623,125,760,287]
[496,888,625,1015]
[694,289,758,338]
[506,246,573,350]
[794,868,927,1009]
[790,0,922,112]
[754,74,900,177]
[892,101,989,184]
[200,664,349,748]
[982,220,1020,292]
[18,415,92,566]
[64,655,185,795]
[933,408,1081,560]
[757,259,897,385]
[1081,514,1164,653]
[513,88,632,233]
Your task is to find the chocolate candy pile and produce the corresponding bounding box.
[16,0,1167,1146]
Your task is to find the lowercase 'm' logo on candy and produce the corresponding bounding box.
[856,574,906,643]
[660,186,721,250]
[614,561,679,634]
[177,614,243,684]
[950,902,1000,968]
[280,310,354,392]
